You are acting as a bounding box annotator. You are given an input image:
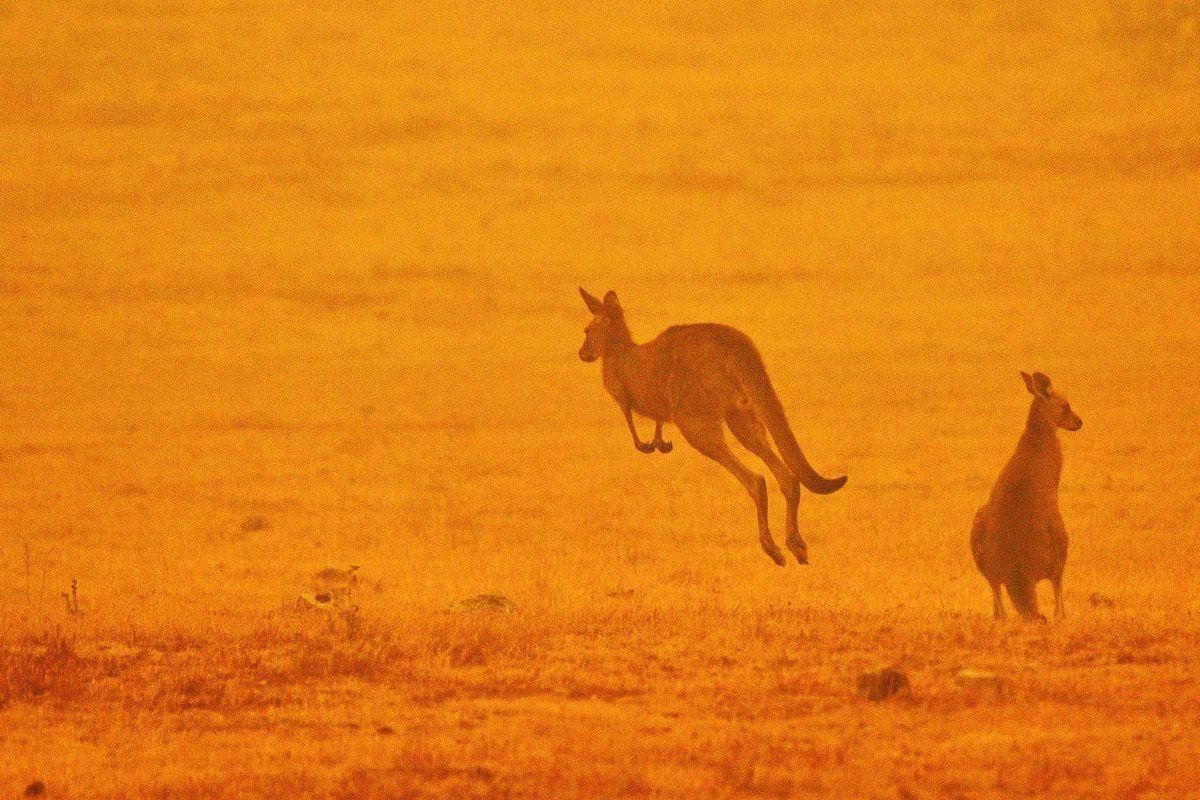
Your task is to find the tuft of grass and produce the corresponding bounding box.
[0,631,88,707]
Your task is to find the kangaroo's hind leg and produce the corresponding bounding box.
[726,407,806,565]
[971,508,1007,620]
[990,580,1006,620]
[675,414,784,567]
[1049,512,1068,620]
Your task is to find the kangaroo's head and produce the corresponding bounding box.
[578,288,629,362]
[1021,371,1082,432]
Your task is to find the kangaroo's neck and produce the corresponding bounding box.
[1011,403,1062,484]
[600,340,639,387]
[600,327,667,418]
[1020,403,1059,448]
[602,339,636,363]
[600,316,636,363]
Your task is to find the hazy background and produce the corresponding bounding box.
[4,1,1198,618]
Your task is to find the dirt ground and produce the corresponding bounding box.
[2,1,1200,797]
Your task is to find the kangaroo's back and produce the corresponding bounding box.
[653,323,753,362]
[647,323,846,495]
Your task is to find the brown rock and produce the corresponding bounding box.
[856,667,910,701]
[450,594,517,614]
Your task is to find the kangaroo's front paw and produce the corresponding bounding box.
[636,442,656,454]
[655,439,673,453]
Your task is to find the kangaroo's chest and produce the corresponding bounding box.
[989,471,1064,571]
[603,357,672,421]
[1011,520,1066,579]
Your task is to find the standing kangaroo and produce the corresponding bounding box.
[971,371,1082,621]
[577,288,846,566]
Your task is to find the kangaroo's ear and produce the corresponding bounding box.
[579,287,604,314]
[1021,371,1051,397]
[603,290,621,311]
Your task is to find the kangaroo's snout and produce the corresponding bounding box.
[579,347,597,363]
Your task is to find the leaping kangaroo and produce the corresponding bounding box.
[971,371,1082,621]
[577,288,846,566]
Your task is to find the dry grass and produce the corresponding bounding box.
[3,0,1200,797]
[4,605,1200,797]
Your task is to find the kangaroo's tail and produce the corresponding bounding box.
[733,341,847,495]
[1004,576,1044,622]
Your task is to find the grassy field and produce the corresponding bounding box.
[3,1,1200,797]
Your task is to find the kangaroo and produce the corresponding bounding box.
[971,371,1082,621]
[577,288,846,566]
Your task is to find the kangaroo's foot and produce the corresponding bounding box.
[760,533,786,567]
[635,441,656,454]
[785,534,809,565]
